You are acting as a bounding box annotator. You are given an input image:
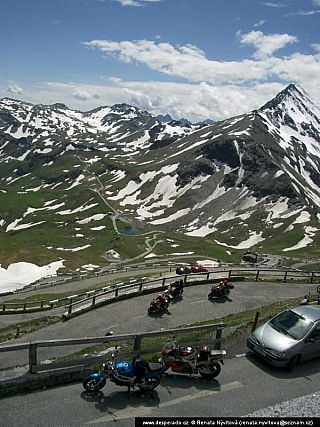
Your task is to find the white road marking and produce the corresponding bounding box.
[189,299,208,304]
[86,381,242,423]
[132,315,147,320]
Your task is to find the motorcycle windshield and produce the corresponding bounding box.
[162,341,176,352]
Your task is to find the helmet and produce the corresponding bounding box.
[158,294,162,298]
[219,281,224,285]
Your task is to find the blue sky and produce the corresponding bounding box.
[1,0,320,121]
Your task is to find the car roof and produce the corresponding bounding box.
[290,305,320,322]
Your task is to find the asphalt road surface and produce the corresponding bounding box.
[1,346,319,427]
[0,278,319,426]
[0,280,318,368]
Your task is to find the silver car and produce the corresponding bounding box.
[247,305,320,371]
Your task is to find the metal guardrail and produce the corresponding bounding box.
[1,300,47,312]
[63,272,219,317]
[21,263,171,291]
[1,268,318,314]
[61,267,320,318]
[0,323,226,374]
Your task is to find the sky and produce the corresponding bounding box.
[1,0,320,122]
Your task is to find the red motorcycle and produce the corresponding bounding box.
[162,338,225,379]
[148,294,169,314]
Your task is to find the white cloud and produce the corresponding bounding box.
[239,30,298,59]
[254,20,266,27]
[260,2,287,8]
[123,88,161,110]
[83,38,271,83]
[7,84,24,95]
[83,33,320,95]
[72,88,100,101]
[42,79,285,123]
[113,0,162,6]
[287,9,320,16]
[5,29,319,124]
[312,43,320,52]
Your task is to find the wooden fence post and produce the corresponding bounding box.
[68,301,73,315]
[162,277,166,287]
[132,333,142,362]
[283,271,288,282]
[214,327,223,349]
[29,343,38,373]
[251,311,260,332]
[255,271,260,281]
[15,325,20,338]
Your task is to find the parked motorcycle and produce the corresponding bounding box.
[83,348,165,392]
[208,282,234,299]
[161,338,226,379]
[163,281,183,300]
[148,295,170,314]
[301,285,320,305]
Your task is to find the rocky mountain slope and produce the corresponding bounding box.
[0,84,319,269]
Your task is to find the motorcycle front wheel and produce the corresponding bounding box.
[137,376,160,390]
[83,376,107,391]
[148,307,154,314]
[199,363,221,379]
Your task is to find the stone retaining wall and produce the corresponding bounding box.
[0,367,92,397]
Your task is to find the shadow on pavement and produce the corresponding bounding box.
[245,351,320,379]
[81,388,161,412]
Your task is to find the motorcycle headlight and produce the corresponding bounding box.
[267,348,286,358]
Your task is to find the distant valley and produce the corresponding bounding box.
[0,84,319,272]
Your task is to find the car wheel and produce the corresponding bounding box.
[285,355,300,372]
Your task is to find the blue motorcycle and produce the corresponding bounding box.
[82,348,165,392]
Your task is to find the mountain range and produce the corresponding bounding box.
[0,84,319,271]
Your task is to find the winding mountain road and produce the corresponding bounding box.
[0,279,317,368]
[0,278,319,426]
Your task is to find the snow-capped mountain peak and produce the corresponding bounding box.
[0,84,319,270]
